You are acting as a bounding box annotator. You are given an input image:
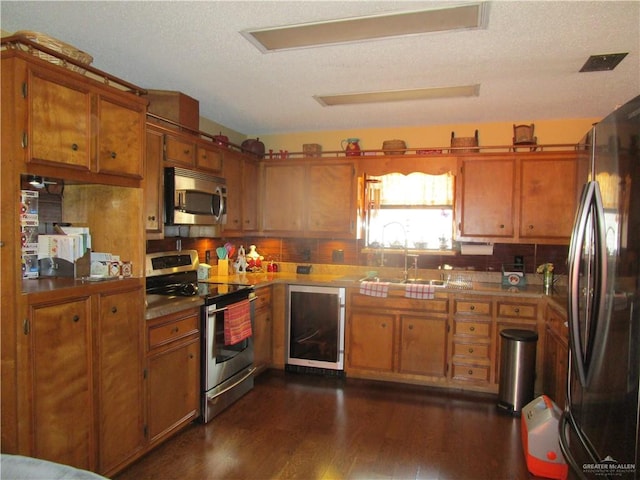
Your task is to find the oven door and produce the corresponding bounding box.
[204,298,255,390]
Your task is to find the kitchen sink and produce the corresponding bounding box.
[359,277,448,287]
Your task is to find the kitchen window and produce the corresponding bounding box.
[365,172,455,250]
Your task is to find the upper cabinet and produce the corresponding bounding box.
[223,149,258,236]
[2,50,146,185]
[261,158,357,238]
[456,152,579,244]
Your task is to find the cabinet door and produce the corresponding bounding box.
[519,156,577,241]
[457,157,515,239]
[398,314,447,377]
[165,134,195,167]
[347,311,394,372]
[196,142,223,173]
[28,67,92,170]
[96,96,144,178]
[96,287,144,474]
[262,163,305,233]
[307,162,355,237]
[242,159,259,232]
[144,127,164,236]
[148,341,199,443]
[253,287,273,371]
[222,152,244,233]
[29,297,93,470]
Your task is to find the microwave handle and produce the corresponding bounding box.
[214,186,225,222]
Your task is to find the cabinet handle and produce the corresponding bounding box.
[110,151,117,159]
[111,306,117,314]
[468,348,474,353]
[470,305,475,311]
[408,324,414,330]
[189,353,194,359]
[71,143,78,151]
[172,327,179,333]
[514,308,520,313]
[148,215,156,221]
[469,326,475,331]
[499,224,505,229]
[381,323,387,328]
[183,149,190,155]
[528,225,534,230]
[468,369,474,375]
[72,315,80,322]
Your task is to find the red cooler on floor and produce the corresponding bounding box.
[521,395,568,480]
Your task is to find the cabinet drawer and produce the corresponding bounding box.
[196,144,223,173]
[452,363,491,382]
[453,342,490,361]
[498,301,538,319]
[454,299,491,316]
[454,320,491,338]
[148,313,199,349]
[165,136,195,166]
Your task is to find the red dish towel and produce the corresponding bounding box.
[224,299,252,345]
[405,283,435,300]
[359,281,389,298]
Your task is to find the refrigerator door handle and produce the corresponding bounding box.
[568,181,608,387]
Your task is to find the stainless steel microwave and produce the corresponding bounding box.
[164,167,227,225]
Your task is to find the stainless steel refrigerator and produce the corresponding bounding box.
[559,95,640,479]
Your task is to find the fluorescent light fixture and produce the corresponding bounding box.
[244,3,488,52]
[315,84,480,107]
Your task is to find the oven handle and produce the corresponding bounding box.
[213,366,256,398]
[208,295,257,314]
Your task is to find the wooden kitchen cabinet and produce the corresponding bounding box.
[346,290,449,381]
[96,287,145,475]
[223,150,259,235]
[164,133,196,167]
[262,162,306,233]
[147,307,200,447]
[542,303,568,408]
[253,286,273,373]
[4,53,146,184]
[456,152,579,244]
[519,155,578,242]
[261,159,357,238]
[144,126,164,238]
[457,157,516,240]
[196,140,224,173]
[27,296,94,470]
[450,296,493,386]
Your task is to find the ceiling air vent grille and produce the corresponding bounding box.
[580,53,628,72]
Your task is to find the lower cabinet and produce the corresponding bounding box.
[346,290,449,382]
[542,303,569,408]
[253,286,273,373]
[23,283,144,476]
[146,307,200,447]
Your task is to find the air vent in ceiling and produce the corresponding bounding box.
[315,84,480,107]
[243,3,488,52]
[580,53,628,72]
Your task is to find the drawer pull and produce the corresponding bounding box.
[71,143,78,151]
[468,348,474,353]
[381,323,387,328]
[468,369,473,375]
[470,305,475,311]
[515,308,520,313]
[408,325,414,330]
[111,306,117,314]
[110,151,117,159]
[469,326,475,332]
[72,315,80,323]
[172,327,179,333]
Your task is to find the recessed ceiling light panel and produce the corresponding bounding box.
[315,84,481,107]
[580,53,628,72]
[243,3,488,52]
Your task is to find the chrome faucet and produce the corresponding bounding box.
[381,222,409,280]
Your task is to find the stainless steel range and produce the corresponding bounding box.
[145,250,256,424]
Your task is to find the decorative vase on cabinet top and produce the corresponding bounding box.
[341,138,361,157]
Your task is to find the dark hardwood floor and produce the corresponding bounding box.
[115,370,537,480]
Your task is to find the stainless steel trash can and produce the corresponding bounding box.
[497,329,538,415]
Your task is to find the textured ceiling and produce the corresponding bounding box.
[1,1,639,135]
